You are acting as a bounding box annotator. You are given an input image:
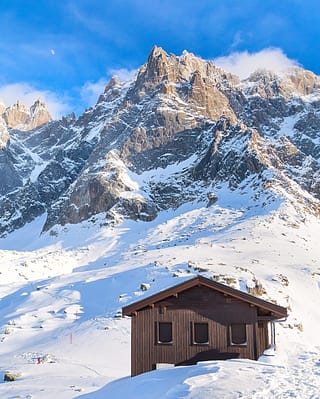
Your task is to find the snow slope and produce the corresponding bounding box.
[0,189,319,398]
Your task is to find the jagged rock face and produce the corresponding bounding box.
[245,68,320,99]
[0,149,23,195]
[192,122,265,185]
[0,119,9,149]
[2,98,52,130]
[28,98,52,130]
[3,100,29,128]
[0,46,320,236]
[130,46,238,123]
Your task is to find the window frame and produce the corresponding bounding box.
[156,321,173,345]
[192,322,209,345]
[229,323,247,346]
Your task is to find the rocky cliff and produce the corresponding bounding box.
[1,98,52,131]
[0,46,319,236]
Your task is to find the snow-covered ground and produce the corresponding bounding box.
[0,191,319,398]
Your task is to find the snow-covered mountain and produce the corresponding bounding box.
[0,47,319,398]
[1,46,320,237]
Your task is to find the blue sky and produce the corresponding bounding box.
[0,0,319,117]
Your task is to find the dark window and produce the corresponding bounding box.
[193,322,209,344]
[230,323,247,345]
[158,322,172,344]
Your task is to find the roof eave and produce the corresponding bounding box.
[122,275,288,319]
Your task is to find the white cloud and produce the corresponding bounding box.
[108,68,137,82]
[213,48,300,80]
[0,82,71,119]
[80,68,137,108]
[80,78,109,107]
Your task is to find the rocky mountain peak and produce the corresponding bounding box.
[147,45,168,62]
[104,76,121,92]
[96,76,124,105]
[244,67,320,99]
[283,68,320,96]
[30,97,46,111]
[2,100,29,129]
[2,98,52,131]
[129,46,238,123]
[137,45,172,87]
[28,97,52,130]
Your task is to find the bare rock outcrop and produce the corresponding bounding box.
[28,98,52,129]
[0,117,9,149]
[2,98,52,130]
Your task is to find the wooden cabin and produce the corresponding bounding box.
[122,275,287,376]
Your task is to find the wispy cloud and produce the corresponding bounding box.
[214,48,300,79]
[230,31,244,50]
[80,78,109,107]
[66,2,131,47]
[0,83,72,119]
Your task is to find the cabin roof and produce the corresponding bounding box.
[122,275,288,319]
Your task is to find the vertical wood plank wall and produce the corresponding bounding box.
[131,285,267,376]
[257,321,269,357]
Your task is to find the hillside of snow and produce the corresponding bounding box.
[0,186,319,398]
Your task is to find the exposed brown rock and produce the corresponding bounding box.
[3,100,29,128]
[246,68,320,99]
[2,98,52,130]
[28,98,52,129]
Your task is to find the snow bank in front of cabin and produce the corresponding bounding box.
[78,353,320,399]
